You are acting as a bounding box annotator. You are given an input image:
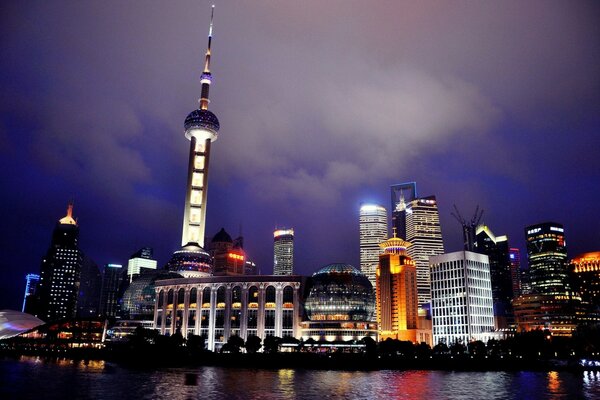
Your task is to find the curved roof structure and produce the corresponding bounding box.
[0,310,44,340]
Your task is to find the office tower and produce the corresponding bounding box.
[166,6,218,277]
[77,254,102,318]
[391,182,417,241]
[273,228,294,275]
[209,228,246,275]
[525,222,571,295]
[99,263,124,318]
[405,196,445,307]
[22,273,40,313]
[359,204,388,287]
[509,248,522,297]
[475,225,513,328]
[571,252,600,308]
[244,260,258,275]
[376,235,418,341]
[430,251,495,345]
[127,247,157,282]
[34,202,83,322]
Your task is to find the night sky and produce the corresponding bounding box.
[1,1,599,311]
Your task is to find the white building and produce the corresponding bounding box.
[154,275,303,351]
[127,247,157,282]
[359,204,388,287]
[430,251,495,346]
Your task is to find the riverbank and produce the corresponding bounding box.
[0,348,589,372]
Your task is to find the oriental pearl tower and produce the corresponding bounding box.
[166,6,219,277]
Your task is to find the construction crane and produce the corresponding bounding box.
[451,205,484,252]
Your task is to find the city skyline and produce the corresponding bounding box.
[1,1,599,311]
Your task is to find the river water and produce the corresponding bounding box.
[1,356,599,399]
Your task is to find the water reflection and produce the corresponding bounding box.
[2,358,600,400]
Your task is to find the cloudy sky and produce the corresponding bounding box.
[1,1,598,310]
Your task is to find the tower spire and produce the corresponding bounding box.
[200,5,215,110]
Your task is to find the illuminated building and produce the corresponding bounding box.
[475,225,513,329]
[127,247,157,282]
[405,196,445,307]
[273,228,294,275]
[430,251,495,345]
[390,182,417,241]
[0,311,44,340]
[244,260,258,275]
[154,275,304,351]
[301,264,376,342]
[376,235,418,342]
[509,248,522,297]
[209,228,246,276]
[22,273,39,313]
[166,6,219,277]
[525,222,571,295]
[571,252,600,308]
[359,204,387,287]
[512,294,581,336]
[34,202,83,322]
[99,263,123,318]
[513,223,581,335]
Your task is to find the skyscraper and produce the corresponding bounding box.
[430,251,495,345]
[391,182,417,241]
[475,225,513,328]
[509,248,522,297]
[525,222,571,295]
[99,263,123,318]
[127,247,157,282]
[376,235,418,342]
[359,204,388,287]
[405,196,445,307]
[22,273,39,313]
[273,228,294,275]
[34,202,83,322]
[209,228,246,276]
[77,254,102,318]
[166,6,219,277]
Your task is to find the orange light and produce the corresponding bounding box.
[228,253,244,261]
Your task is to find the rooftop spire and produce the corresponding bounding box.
[59,201,77,226]
[199,5,215,110]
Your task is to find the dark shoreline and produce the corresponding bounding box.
[0,349,590,373]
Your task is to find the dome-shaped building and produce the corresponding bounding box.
[301,263,377,342]
[165,242,213,278]
[121,270,182,320]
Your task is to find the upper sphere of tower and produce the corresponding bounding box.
[184,109,220,141]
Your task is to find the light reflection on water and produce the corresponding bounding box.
[1,357,599,399]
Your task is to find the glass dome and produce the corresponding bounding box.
[121,270,181,320]
[165,242,213,277]
[304,263,375,322]
[184,109,220,134]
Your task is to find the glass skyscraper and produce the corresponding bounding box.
[359,204,388,287]
[405,196,445,307]
[273,229,294,275]
[525,222,571,295]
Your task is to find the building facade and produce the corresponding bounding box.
[302,264,376,342]
[390,182,417,241]
[509,248,522,297]
[273,229,294,275]
[359,204,388,287]
[127,247,157,282]
[405,196,445,307]
[34,203,83,322]
[475,225,514,328]
[525,222,571,295]
[376,236,418,342]
[99,263,123,318]
[430,251,495,345]
[154,276,304,351]
[22,274,40,314]
[572,252,600,308]
[209,228,246,276]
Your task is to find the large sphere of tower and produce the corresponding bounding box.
[184,109,220,142]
